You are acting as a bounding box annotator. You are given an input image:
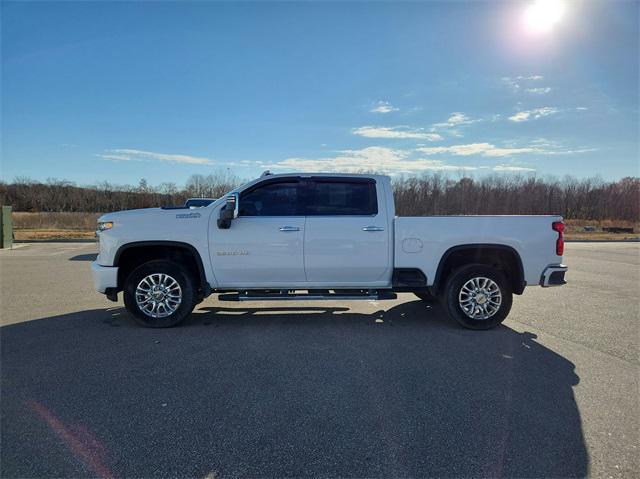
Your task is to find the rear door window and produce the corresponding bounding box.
[307,179,378,216]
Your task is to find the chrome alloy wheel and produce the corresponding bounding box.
[458,276,502,320]
[135,273,182,318]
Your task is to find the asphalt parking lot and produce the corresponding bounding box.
[1,242,638,478]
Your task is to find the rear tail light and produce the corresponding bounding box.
[552,221,565,256]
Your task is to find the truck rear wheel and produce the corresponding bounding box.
[442,264,512,330]
[123,260,197,328]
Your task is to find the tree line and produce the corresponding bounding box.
[1,173,638,222]
[0,173,240,214]
[392,175,639,221]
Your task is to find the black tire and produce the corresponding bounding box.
[442,264,512,330]
[414,291,437,303]
[123,260,197,328]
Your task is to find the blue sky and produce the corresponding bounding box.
[2,0,638,186]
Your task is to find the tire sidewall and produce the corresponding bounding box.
[124,260,196,328]
[444,264,512,330]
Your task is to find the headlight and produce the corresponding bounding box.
[97,221,113,232]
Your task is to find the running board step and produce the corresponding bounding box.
[218,290,397,302]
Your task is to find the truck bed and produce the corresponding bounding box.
[394,215,563,286]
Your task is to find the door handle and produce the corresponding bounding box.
[362,226,385,232]
[279,226,300,232]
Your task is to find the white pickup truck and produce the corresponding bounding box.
[92,172,567,329]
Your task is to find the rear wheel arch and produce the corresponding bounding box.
[114,241,209,295]
[432,244,525,296]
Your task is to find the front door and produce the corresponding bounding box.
[210,178,306,287]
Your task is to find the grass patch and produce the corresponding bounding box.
[12,212,101,230]
[13,229,96,240]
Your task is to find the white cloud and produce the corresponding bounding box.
[270,146,409,172]
[432,112,478,129]
[543,147,598,155]
[493,165,536,172]
[98,149,214,165]
[447,112,474,126]
[417,143,540,157]
[370,101,399,113]
[530,137,559,148]
[508,107,558,122]
[525,87,551,94]
[352,126,442,141]
[414,160,478,172]
[255,136,591,175]
[508,112,531,122]
[262,147,478,174]
[502,75,545,91]
[502,77,520,90]
[99,154,141,162]
[417,140,594,159]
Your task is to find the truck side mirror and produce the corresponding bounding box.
[217,193,239,229]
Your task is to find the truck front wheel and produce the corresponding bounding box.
[442,264,512,330]
[123,260,197,328]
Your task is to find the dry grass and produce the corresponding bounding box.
[564,219,639,241]
[564,218,638,228]
[13,229,97,240]
[12,212,101,230]
[10,212,639,241]
[12,212,100,240]
[565,232,639,241]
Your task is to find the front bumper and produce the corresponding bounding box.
[540,264,568,287]
[91,261,119,293]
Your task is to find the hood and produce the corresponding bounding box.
[98,207,163,223]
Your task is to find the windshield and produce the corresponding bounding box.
[185,199,215,208]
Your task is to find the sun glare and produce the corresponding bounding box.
[523,0,566,34]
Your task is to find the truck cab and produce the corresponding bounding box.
[212,174,394,288]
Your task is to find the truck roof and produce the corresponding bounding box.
[255,172,391,181]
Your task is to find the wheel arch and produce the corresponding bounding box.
[432,244,525,296]
[114,241,210,296]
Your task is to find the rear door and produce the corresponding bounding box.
[303,177,391,285]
